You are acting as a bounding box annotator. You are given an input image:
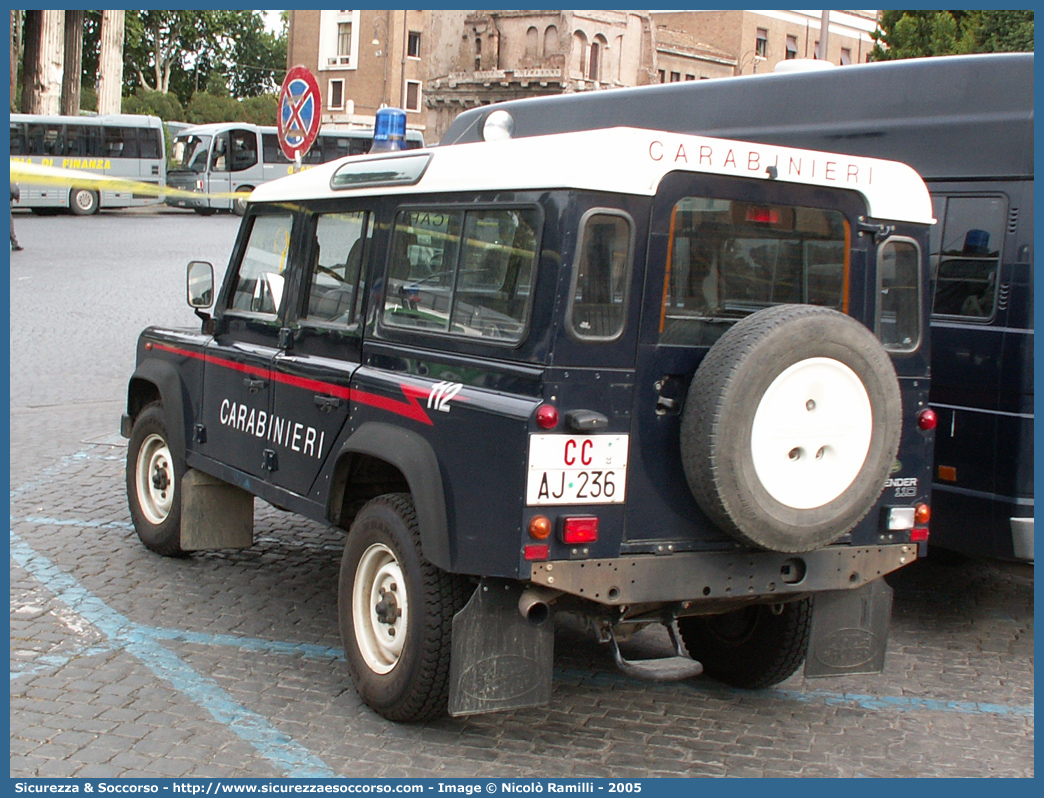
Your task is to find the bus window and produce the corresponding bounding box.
[171,135,212,173]
[261,132,292,165]
[932,196,1007,319]
[210,134,230,172]
[10,123,25,155]
[229,129,258,171]
[104,126,140,158]
[138,127,163,160]
[27,123,63,156]
[65,125,102,157]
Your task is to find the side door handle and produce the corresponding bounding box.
[314,395,342,412]
[244,377,266,393]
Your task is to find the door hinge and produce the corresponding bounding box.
[262,449,278,472]
[194,423,207,444]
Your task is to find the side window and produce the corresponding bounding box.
[211,134,230,171]
[229,129,258,172]
[383,207,540,343]
[228,213,294,316]
[931,196,1006,319]
[384,210,463,333]
[262,133,292,165]
[877,237,922,352]
[452,209,539,341]
[304,211,369,325]
[568,211,633,341]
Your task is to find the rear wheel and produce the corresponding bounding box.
[126,402,185,556]
[678,599,812,689]
[338,493,471,722]
[69,188,99,215]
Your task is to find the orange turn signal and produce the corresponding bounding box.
[915,503,931,525]
[528,515,552,540]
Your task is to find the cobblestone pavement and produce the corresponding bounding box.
[9,212,1035,778]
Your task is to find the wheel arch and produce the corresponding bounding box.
[331,422,451,571]
[126,360,189,465]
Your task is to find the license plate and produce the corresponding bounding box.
[526,434,629,506]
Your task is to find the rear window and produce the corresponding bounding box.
[660,197,849,346]
[382,207,540,344]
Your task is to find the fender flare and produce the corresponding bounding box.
[337,422,451,571]
[127,359,189,466]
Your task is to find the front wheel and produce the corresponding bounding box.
[338,493,471,722]
[69,188,99,215]
[126,402,185,556]
[678,598,812,689]
[232,188,253,216]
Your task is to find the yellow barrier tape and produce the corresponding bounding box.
[9,160,247,202]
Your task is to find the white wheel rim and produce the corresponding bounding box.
[75,191,93,211]
[135,433,175,524]
[352,543,408,674]
[750,357,872,510]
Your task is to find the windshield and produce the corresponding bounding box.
[170,134,212,172]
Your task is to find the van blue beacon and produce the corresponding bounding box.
[123,124,936,722]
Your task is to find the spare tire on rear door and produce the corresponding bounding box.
[680,304,902,553]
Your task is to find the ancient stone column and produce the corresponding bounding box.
[97,10,126,115]
[25,9,64,114]
[61,10,84,115]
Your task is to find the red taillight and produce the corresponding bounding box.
[915,503,931,525]
[746,206,779,224]
[524,544,549,561]
[562,516,598,544]
[910,528,929,543]
[918,408,938,431]
[536,404,559,430]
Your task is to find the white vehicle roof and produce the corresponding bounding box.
[250,126,934,224]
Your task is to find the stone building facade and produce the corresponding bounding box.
[287,10,875,143]
[653,10,879,75]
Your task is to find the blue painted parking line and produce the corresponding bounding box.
[9,529,334,779]
[11,512,1034,723]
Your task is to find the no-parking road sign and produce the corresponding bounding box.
[277,65,322,163]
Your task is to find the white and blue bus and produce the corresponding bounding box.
[9,112,166,214]
[165,122,425,216]
[443,53,1035,563]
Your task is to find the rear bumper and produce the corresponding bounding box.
[529,544,917,606]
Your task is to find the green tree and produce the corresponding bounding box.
[872,10,1033,60]
[238,94,280,126]
[185,91,241,124]
[122,87,185,120]
[123,10,286,104]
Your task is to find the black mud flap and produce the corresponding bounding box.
[448,579,554,717]
[804,578,893,678]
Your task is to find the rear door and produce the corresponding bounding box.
[624,172,866,546]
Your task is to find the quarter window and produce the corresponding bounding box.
[305,211,370,325]
[660,197,848,345]
[568,212,633,341]
[383,208,539,343]
[877,238,921,351]
[931,196,1006,319]
[228,213,294,316]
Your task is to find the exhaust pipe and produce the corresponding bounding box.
[518,586,562,625]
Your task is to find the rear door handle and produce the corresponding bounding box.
[244,377,266,393]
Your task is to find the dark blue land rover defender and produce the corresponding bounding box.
[123,127,936,721]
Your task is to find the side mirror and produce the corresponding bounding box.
[187,260,214,308]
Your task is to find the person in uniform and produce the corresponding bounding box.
[10,183,24,251]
